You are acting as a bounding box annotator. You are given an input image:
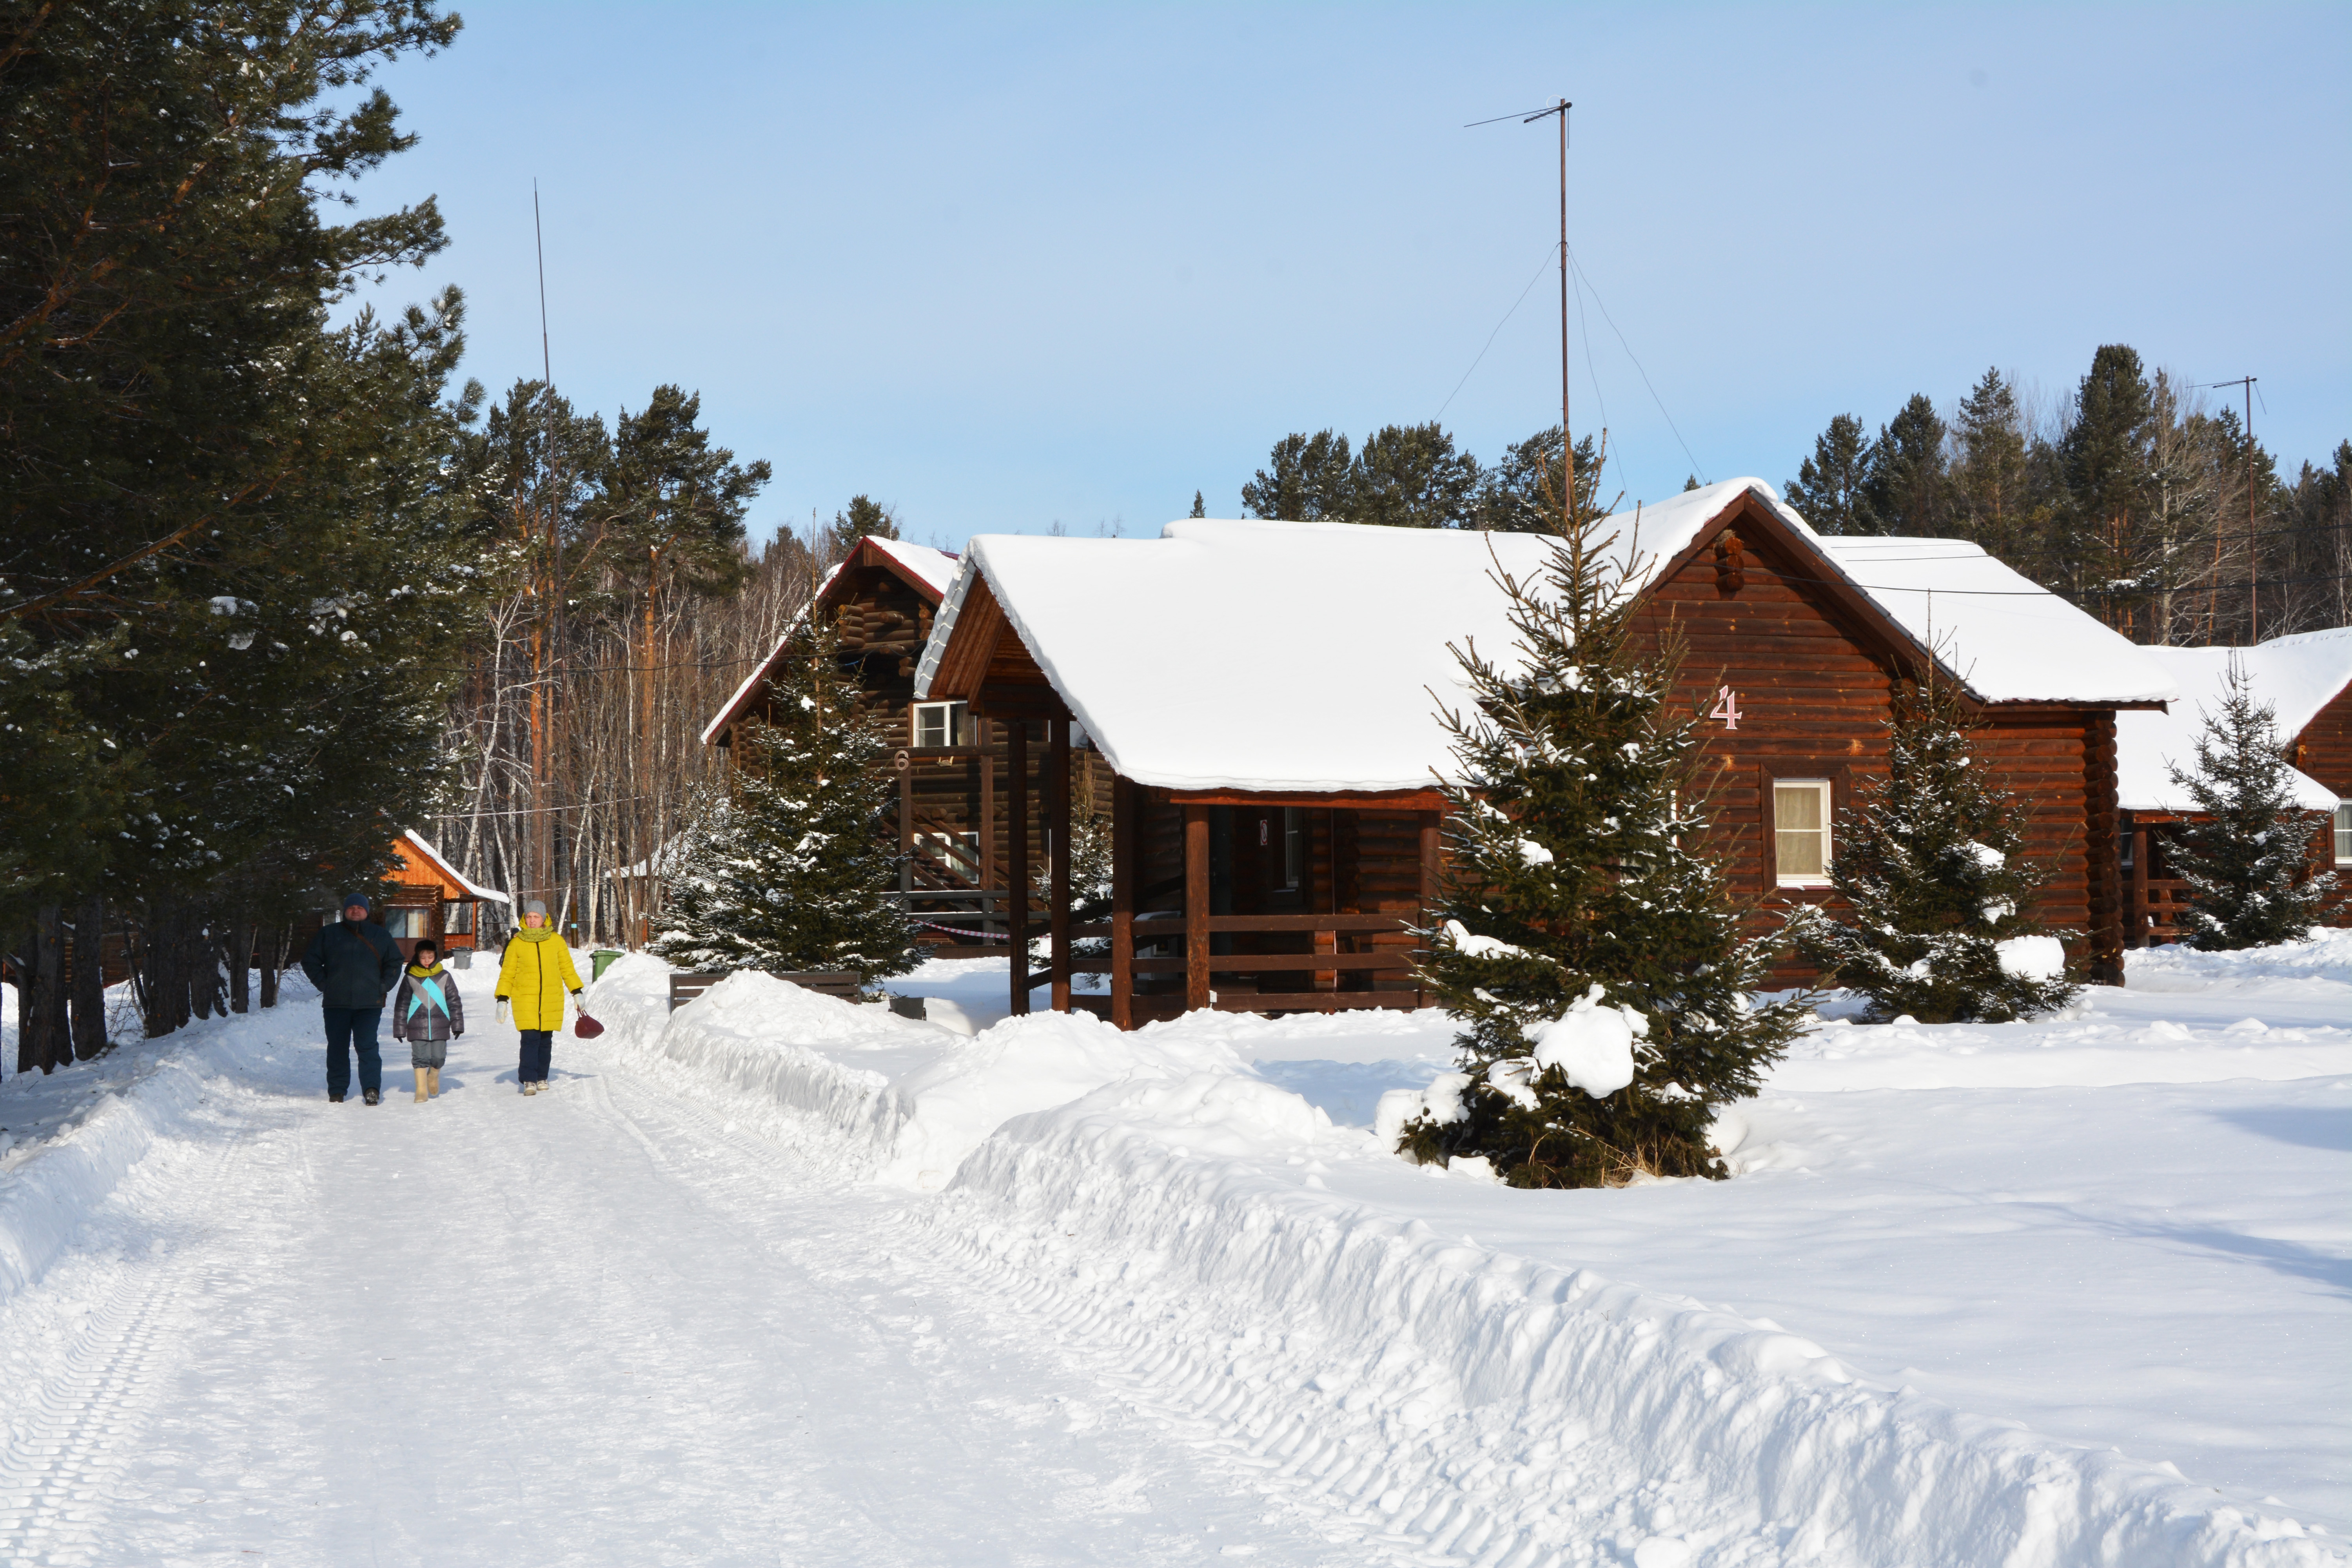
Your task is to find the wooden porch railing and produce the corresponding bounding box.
[1046,911,1428,1023]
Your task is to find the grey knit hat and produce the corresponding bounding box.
[525,899,548,917]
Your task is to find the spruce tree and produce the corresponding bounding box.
[2166,660,2338,950]
[652,621,919,982]
[1401,519,1813,1188]
[1785,414,1879,534]
[1861,393,1952,535]
[1189,490,1207,518]
[1797,678,2080,1022]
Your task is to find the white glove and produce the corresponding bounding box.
[496,997,510,1024]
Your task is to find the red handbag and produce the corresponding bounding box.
[573,1014,604,1039]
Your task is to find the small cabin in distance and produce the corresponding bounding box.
[913,481,2179,1028]
[357,830,511,962]
[701,535,1091,946]
[2115,628,2352,944]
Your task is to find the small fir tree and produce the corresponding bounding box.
[1796,677,2080,1022]
[1401,523,1813,1188]
[2166,659,2338,950]
[652,622,919,982]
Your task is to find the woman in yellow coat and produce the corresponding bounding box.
[495,900,583,1095]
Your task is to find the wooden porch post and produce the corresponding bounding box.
[980,728,997,940]
[1184,803,1211,1013]
[897,766,913,895]
[1417,809,1443,1007]
[1007,719,1030,1017]
[1110,774,1134,1029]
[2129,822,2150,950]
[1048,717,1071,1013]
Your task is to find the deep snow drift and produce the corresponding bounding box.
[2,933,2345,1566]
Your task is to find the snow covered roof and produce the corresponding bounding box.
[2114,635,2351,814]
[399,830,510,904]
[913,479,2178,795]
[700,536,960,746]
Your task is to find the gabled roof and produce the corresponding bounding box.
[913,479,2177,795]
[700,535,960,746]
[398,830,510,904]
[2114,632,2352,813]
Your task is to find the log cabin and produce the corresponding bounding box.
[912,479,2179,1027]
[701,535,1096,946]
[375,829,511,962]
[2114,627,2352,943]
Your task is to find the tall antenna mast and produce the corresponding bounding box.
[533,179,552,386]
[1470,98,1574,534]
[2207,375,2259,642]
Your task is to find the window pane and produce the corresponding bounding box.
[1774,782,1829,882]
[2337,803,2352,865]
[915,704,946,748]
[1774,785,1821,831]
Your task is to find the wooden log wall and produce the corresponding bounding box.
[1633,524,2114,983]
[2292,684,2352,925]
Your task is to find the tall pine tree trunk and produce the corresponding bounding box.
[258,924,284,1009]
[69,895,107,1059]
[11,927,35,1074]
[226,916,252,1014]
[33,904,68,1073]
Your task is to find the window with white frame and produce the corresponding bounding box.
[2336,802,2352,866]
[918,831,982,878]
[1773,780,1833,886]
[913,700,973,749]
[385,906,430,939]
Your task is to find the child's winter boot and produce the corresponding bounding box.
[428,1067,442,1098]
[414,1071,428,1103]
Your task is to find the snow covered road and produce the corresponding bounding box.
[0,1000,1361,1566]
[3,936,2345,1567]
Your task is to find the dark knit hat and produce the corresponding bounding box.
[341,892,371,912]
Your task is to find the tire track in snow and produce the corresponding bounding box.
[0,1094,260,1568]
[585,1051,1454,1566]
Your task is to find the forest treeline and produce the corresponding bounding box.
[1242,345,2350,647]
[1783,349,2350,645]
[0,3,849,1066]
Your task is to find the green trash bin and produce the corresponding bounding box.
[591,949,624,982]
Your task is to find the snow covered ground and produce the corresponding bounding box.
[0,935,2344,1565]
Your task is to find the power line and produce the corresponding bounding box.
[1564,243,1707,485]
[1434,243,1557,423]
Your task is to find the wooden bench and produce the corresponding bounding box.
[666,970,865,1011]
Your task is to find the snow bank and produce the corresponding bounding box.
[587,953,934,1162]
[878,1009,1254,1191]
[914,1083,2336,1568]
[588,950,2336,1564]
[2129,928,2352,993]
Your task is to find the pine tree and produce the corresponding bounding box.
[1400,517,1813,1188]
[2165,659,2339,950]
[1351,423,1482,529]
[1862,393,1951,535]
[1241,430,1355,520]
[1472,427,1609,534]
[652,620,918,981]
[1785,414,1879,534]
[1189,490,1207,518]
[2061,344,2154,620]
[1797,679,2080,1022]
[1951,369,2034,565]
[824,494,898,555]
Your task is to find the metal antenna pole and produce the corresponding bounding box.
[2204,375,2259,643]
[1557,99,1571,537]
[534,180,552,386]
[1465,97,1573,534]
[2245,376,2258,642]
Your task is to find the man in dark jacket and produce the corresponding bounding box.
[301,893,405,1104]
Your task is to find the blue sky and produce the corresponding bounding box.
[348,3,2352,548]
